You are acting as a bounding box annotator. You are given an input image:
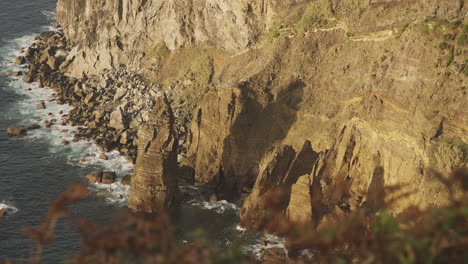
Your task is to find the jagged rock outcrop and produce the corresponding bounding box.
[56,0,275,78]
[128,96,179,212]
[85,171,117,184]
[240,141,319,228]
[186,81,304,198]
[7,126,27,136]
[185,87,245,197]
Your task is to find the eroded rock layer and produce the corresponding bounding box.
[56,0,275,78]
[128,96,179,212]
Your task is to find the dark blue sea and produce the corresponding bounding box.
[0,1,244,263]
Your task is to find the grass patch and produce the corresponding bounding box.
[437,42,455,67]
[395,24,410,38]
[190,55,213,85]
[456,24,468,45]
[272,30,281,38]
[153,46,228,87]
[142,41,171,74]
[419,18,457,34]
[445,46,455,66]
[298,0,333,28]
[462,64,468,76]
[147,41,171,60]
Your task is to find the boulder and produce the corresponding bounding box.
[102,171,117,184]
[15,56,26,65]
[113,88,127,101]
[128,95,179,212]
[84,92,96,104]
[86,171,103,183]
[0,208,6,217]
[120,174,132,185]
[7,125,27,136]
[37,101,46,109]
[259,248,287,262]
[119,131,129,145]
[6,71,22,76]
[47,55,65,71]
[22,75,34,83]
[109,107,127,130]
[85,171,116,184]
[99,154,108,160]
[27,124,41,130]
[25,47,37,58]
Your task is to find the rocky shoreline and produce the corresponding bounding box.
[14,27,192,171]
[9,26,214,208]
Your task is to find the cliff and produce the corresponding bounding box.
[56,0,275,78]
[128,95,179,212]
[51,0,467,227]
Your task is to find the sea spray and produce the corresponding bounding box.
[0,201,19,215]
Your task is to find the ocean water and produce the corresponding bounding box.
[0,1,246,263]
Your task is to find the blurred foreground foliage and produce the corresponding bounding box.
[1,168,467,264]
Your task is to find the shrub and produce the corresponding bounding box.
[298,0,333,28]
[456,24,468,45]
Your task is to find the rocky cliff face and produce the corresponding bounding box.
[56,0,275,78]
[182,0,467,227]
[128,96,179,212]
[52,0,467,227]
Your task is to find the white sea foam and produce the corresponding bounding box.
[235,224,246,232]
[41,11,56,21]
[0,201,19,215]
[244,233,288,260]
[1,16,133,207]
[187,198,239,214]
[179,185,240,213]
[234,223,289,260]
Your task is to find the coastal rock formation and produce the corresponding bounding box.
[185,87,245,197]
[186,80,305,199]
[240,141,319,228]
[120,174,132,186]
[7,125,27,136]
[6,71,22,76]
[85,171,117,184]
[22,0,466,224]
[37,101,46,109]
[86,172,103,183]
[15,56,26,65]
[128,96,179,212]
[27,124,41,130]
